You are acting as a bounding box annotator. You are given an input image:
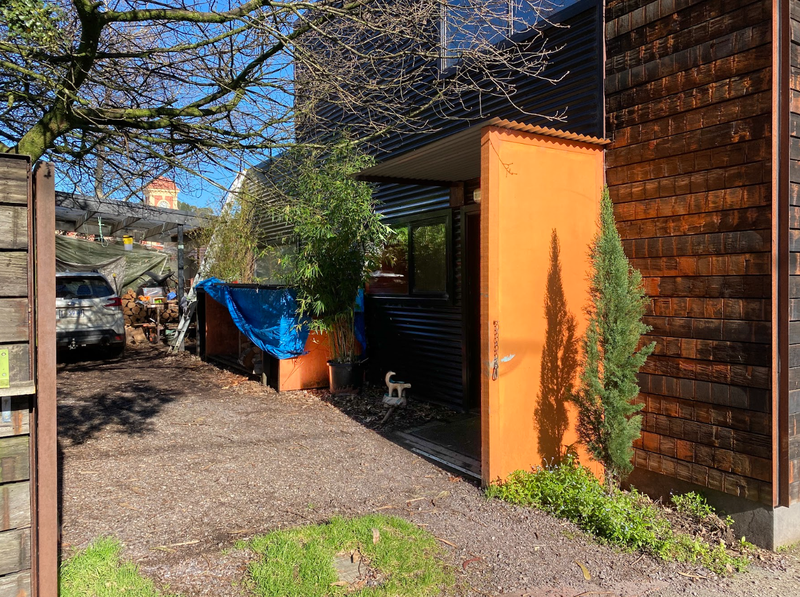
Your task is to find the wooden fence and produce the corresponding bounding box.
[0,155,57,596]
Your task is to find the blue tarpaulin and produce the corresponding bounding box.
[197,278,366,361]
[197,278,309,360]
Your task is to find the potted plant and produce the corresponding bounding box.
[273,143,392,392]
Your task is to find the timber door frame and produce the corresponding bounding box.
[461,204,481,412]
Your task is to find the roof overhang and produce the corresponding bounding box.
[356,118,610,186]
[55,192,213,241]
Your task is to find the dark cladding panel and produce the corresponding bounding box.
[373,184,451,220]
[788,0,800,503]
[309,1,604,158]
[607,0,774,505]
[366,301,466,409]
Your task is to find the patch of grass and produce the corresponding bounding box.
[237,514,453,597]
[670,491,715,521]
[60,537,178,597]
[487,458,750,575]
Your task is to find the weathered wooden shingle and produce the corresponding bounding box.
[607,0,773,504]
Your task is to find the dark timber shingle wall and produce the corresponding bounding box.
[606,0,774,504]
[788,0,800,503]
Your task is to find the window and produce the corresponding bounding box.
[440,0,582,70]
[56,276,114,299]
[368,226,409,295]
[368,213,450,298]
[412,222,447,293]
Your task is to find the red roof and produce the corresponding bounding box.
[146,177,178,191]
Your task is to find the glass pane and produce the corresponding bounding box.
[367,226,409,295]
[56,276,114,299]
[513,0,581,31]
[443,0,509,69]
[412,222,447,294]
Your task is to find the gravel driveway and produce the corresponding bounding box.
[58,346,800,597]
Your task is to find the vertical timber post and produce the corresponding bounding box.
[31,162,57,596]
[177,224,185,303]
[177,224,185,352]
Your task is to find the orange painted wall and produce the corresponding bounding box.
[480,127,604,484]
[273,331,331,391]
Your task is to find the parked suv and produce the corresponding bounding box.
[56,272,125,355]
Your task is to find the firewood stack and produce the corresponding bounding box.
[122,289,148,325]
[159,302,180,324]
[121,288,181,326]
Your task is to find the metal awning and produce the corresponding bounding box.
[55,191,212,241]
[356,118,610,186]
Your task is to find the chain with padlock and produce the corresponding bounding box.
[491,320,499,381]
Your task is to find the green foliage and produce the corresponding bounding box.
[487,460,750,575]
[60,537,179,597]
[570,187,655,485]
[0,0,62,49]
[203,186,262,284]
[270,143,392,362]
[671,492,715,521]
[203,144,390,363]
[237,514,453,597]
[177,200,215,217]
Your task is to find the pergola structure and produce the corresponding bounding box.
[54,191,213,300]
[55,191,210,242]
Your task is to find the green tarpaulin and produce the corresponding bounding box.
[55,234,174,292]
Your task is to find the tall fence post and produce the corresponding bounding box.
[32,162,57,596]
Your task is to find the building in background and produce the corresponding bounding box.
[144,177,179,210]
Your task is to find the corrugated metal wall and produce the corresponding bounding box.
[366,186,465,407]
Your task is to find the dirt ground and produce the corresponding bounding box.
[58,346,800,597]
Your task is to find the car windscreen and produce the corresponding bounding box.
[56,276,114,299]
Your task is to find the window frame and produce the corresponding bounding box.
[369,209,453,301]
[438,0,586,73]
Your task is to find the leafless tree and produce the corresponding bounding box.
[1,0,565,200]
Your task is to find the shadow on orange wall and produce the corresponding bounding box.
[534,229,579,466]
[480,126,605,484]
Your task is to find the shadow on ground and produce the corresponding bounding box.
[58,380,177,446]
[57,347,186,446]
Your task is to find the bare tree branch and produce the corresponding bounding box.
[1,0,568,201]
